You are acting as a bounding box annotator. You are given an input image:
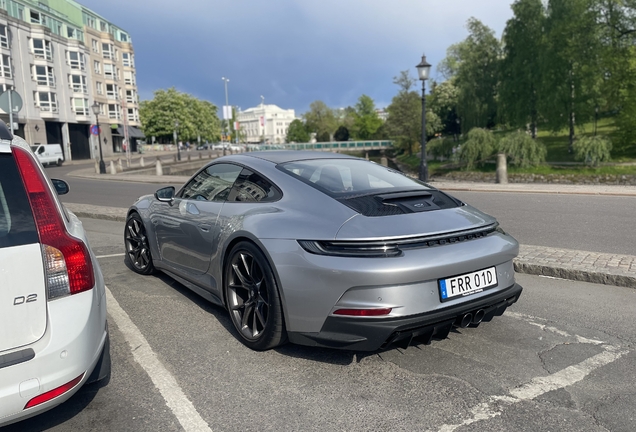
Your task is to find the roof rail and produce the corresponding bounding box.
[0,120,13,141]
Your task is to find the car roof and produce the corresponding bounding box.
[239,151,359,164]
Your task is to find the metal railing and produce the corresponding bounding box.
[256,141,393,151]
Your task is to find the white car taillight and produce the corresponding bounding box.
[12,146,94,300]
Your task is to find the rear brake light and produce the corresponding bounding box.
[333,308,392,316]
[12,146,94,298]
[24,373,84,409]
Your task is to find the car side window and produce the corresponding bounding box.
[227,169,282,203]
[179,163,242,202]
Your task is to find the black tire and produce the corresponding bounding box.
[224,242,287,350]
[124,213,155,275]
[56,159,62,166]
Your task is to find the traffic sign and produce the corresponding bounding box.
[91,124,101,135]
[0,90,22,114]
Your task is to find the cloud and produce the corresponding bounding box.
[80,0,513,114]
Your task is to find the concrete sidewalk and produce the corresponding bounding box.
[64,202,636,289]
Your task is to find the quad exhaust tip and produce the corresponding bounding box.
[456,309,486,328]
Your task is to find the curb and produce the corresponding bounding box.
[65,203,636,290]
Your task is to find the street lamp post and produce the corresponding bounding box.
[416,54,432,182]
[91,102,106,174]
[174,120,180,161]
[222,77,230,155]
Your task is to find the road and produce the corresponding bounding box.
[6,218,635,432]
[46,163,636,255]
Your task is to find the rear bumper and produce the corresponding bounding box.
[0,288,108,427]
[288,283,522,351]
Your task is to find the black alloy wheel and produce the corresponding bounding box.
[124,213,155,275]
[225,242,286,350]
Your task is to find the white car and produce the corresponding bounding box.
[0,124,110,427]
[30,144,64,166]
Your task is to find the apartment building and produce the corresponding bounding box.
[237,103,296,144]
[0,0,141,161]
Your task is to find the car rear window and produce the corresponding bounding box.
[278,158,462,217]
[0,153,39,248]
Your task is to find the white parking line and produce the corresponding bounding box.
[436,315,629,432]
[105,287,212,432]
[96,253,126,259]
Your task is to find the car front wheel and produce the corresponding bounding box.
[224,242,286,350]
[124,213,155,275]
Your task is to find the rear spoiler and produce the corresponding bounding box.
[0,120,14,140]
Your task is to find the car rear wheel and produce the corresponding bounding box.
[224,242,286,350]
[124,213,155,275]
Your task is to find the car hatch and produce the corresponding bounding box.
[0,152,47,352]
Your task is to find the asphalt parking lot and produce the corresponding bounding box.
[4,218,635,432]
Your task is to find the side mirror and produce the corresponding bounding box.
[155,186,175,203]
[51,179,69,195]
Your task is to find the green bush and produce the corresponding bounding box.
[427,137,457,161]
[573,136,612,167]
[458,128,496,169]
[498,131,547,168]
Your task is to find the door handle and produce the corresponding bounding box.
[199,224,211,232]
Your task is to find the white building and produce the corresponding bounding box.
[0,0,141,161]
[237,103,296,144]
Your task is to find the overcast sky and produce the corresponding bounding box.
[79,0,514,115]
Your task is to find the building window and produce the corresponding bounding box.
[0,25,8,48]
[83,13,96,30]
[48,17,62,36]
[30,10,41,24]
[106,83,118,99]
[103,63,116,79]
[122,52,134,67]
[72,98,89,116]
[126,89,136,104]
[119,32,129,43]
[100,21,107,32]
[33,65,55,86]
[70,74,87,93]
[102,43,114,60]
[67,51,85,70]
[32,39,53,61]
[96,81,103,95]
[0,54,11,78]
[108,103,120,120]
[94,60,101,74]
[91,39,99,53]
[124,71,135,86]
[7,1,24,20]
[127,108,139,122]
[35,91,58,112]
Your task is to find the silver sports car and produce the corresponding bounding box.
[125,151,522,351]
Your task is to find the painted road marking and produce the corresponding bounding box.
[436,313,628,432]
[96,253,126,259]
[105,287,212,432]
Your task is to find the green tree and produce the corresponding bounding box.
[442,18,501,132]
[303,101,337,142]
[353,95,383,140]
[139,88,220,143]
[428,79,460,137]
[458,128,497,168]
[385,89,421,156]
[540,0,601,152]
[334,125,350,141]
[499,131,547,167]
[499,0,546,138]
[286,119,310,143]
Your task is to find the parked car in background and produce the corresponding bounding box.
[124,151,522,352]
[0,122,110,427]
[196,143,210,150]
[30,144,64,166]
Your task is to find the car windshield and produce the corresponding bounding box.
[278,159,429,196]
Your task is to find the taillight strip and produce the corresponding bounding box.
[12,146,94,296]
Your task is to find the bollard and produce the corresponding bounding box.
[496,153,508,184]
[380,156,388,167]
[94,160,100,174]
[109,160,117,175]
[187,154,191,162]
[173,155,177,163]
[199,153,202,160]
[156,159,163,176]
[117,158,123,172]
[140,156,145,167]
[365,152,369,160]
